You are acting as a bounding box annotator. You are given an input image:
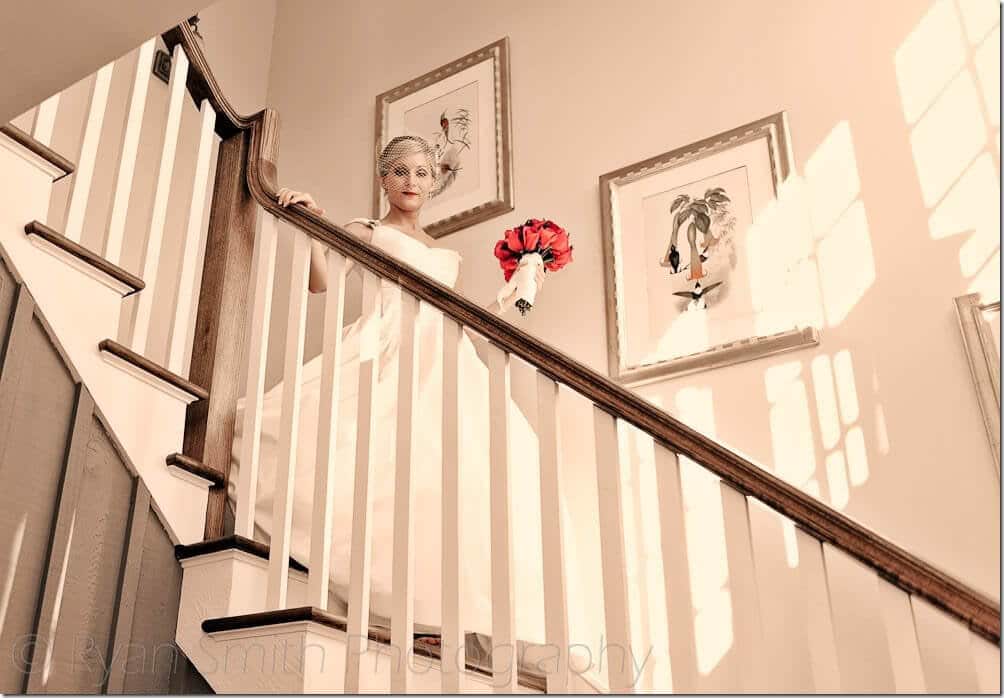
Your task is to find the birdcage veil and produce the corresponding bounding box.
[377,134,460,201]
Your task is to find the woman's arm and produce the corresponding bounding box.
[308,222,372,293]
[275,188,373,293]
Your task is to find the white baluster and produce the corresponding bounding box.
[970,632,1001,694]
[822,544,896,692]
[166,100,216,374]
[234,213,277,538]
[391,292,420,693]
[593,405,635,693]
[307,249,348,609]
[794,529,841,692]
[131,43,189,355]
[441,317,463,694]
[536,374,570,693]
[911,595,980,693]
[30,94,60,147]
[877,579,926,692]
[265,229,310,610]
[345,271,382,692]
[63,61,113,243]
[719,482,767,691]
[104,38,155,266]
[486,344,517,693]
[652,444,698,693]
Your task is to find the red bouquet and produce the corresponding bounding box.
[493,219,573,315]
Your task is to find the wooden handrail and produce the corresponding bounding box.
[164,22,1001,643]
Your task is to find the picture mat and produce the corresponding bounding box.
[403,80,481,205]
[612,135,776,369]
[383,58,498,223]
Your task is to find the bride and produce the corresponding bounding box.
[227,135,556,654]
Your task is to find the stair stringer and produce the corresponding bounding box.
[0,129,209,545]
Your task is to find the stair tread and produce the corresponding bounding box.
[1,123,75,177]
[175,534,308,573]
[26,220,144,295]
[201,605,547,691]
[167,453,224,487]
[99,339,208,401]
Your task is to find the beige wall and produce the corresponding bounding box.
[263,0,1000,600]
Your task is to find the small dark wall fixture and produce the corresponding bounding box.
[152,50,172,84]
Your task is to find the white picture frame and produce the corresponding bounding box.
[599,111,819,386]
[373,38,514,239]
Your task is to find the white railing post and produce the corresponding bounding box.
[234,213,277,538]
[63,61,114,243]
[653,444,699,692]
[131,43,189,356]
[441,316,463,694]
[104,38,156,266]
[593,405,635,693]
[719,482,767,691]
[486,343,518,693]
[30,94,60,147]
[265,228,311,610]
[167,99,217,375]
[307,249,349,609]
[795,529,842,691]
[536,374,570,693]
[391,292,420,693]
[345,271,383,692]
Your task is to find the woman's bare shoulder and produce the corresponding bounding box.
[343,220,374,242]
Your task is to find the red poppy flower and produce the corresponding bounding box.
[503,228,524,254]
[495,218,572,281]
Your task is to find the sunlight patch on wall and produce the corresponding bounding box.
[956,0,1000,43]
[832,350,860,425]
[809,355,842,451]
[899,0,1000,305]
[746,176,820,337]
[874,407,891,457]
[816,202,876,327]
[804,122,861,238]
[973,27,1000,127]
[825,451,850,510]
[927,153,1000,298]
[765,362,817,488]
[844,425,870,487]
[801,121,874,329]
[895,0,967,125]
[675,386,734,675]
[967,250,1000,298]
[910,71,987,207]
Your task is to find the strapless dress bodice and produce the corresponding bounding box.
[352,219,462,289]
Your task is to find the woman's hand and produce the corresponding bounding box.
[277,187,326,216]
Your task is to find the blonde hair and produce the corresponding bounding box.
[378,135,438,179]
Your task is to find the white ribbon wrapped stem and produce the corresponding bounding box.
[496,252,544,315]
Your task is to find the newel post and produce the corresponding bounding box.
[184,127,259,539]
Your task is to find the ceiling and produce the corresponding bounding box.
[0,0,216,123]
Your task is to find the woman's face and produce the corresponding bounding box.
[382,151,434,212]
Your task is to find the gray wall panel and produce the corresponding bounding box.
[39,416,134,693]
[0,254,214,693]
[0,314,76,693]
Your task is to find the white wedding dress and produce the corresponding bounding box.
[227,219,548,644]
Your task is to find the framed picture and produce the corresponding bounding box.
[373,37,514,239]
[599,111,820,386]
[954,293,1001,475]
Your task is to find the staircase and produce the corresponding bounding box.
[0,19,1000,694]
